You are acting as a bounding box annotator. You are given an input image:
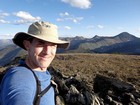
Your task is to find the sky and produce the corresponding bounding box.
[0,0,140,39]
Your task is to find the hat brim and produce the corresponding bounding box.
[13,32,70,50]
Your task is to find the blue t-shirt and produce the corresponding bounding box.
[0,64,55,105]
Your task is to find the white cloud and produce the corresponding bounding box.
[14,19,30,25]
[97,25,104,29]
[73,19,77,23]
[65,16,82,23]
[13,11,41,24]
[0,12,9,18]
[0,19,10,23]
[61,0,92,9]
[56,18,64,22]
[59,12,69,17]
[0,12,10,24]
[65,17,76,23]
[57,12,83,23]
[64,26,71,30]
[75,17,83,21]
[14,11,39,20]
[0,34,13,39]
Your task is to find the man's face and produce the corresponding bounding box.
[24,38,57,71]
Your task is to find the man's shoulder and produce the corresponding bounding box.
[0,66,36,91]
[6,66,32,74]
[3,66,36,82]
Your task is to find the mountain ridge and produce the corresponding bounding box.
[0,32,140,66]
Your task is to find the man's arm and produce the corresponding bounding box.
[0,67,36,105]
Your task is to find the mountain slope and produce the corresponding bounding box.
[0,45,26,66]
[93,38,140,54]
[0,39,13,50]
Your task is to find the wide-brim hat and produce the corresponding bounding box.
[13,21,70,50]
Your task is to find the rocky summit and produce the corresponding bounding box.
[48,67,140,105]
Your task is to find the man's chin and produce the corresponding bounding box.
[39,64,50,69]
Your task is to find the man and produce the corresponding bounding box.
[0,21,69,105]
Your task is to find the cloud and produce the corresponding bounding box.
[14,11,40,20]
[56,18,64,22]
[64,26,71,30]
[97,25,104,29]
[57,12,83,23]
[13,11,41,24]
[0,12,10,24]
[65,17,83,23]
[0,12,9,18]
[14,19,30,24]
[0,34,13,39]
[74,17,83,23]
[61,0,91,9]
[59,12,69,17]
[0,19,10,23]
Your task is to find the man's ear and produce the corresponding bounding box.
[23,40,30,50]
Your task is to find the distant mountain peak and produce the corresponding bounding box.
[114,32,137,39]
[74,36,85,40]
[120,32,130,34]
[117,32,135,37]
[93,35,100,39]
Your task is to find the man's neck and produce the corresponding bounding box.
[25,58,47,72]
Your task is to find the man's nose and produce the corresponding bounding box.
[43,45,52,54]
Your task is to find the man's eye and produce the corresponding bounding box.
[39,40,45,44]
[36,42,44,47]
[52,45,57,48]
[37,41,45,45]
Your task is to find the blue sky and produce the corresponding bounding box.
[0,0,140,39]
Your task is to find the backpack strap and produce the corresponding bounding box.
[37,83,52,97]
[28,68,41,105]
[19,64,52,105]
